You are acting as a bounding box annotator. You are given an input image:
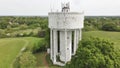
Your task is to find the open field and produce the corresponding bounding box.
[82,31,120,49]
[0,37,42,68]
[0,31,119,68]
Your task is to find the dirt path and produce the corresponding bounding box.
[43,52,49,68]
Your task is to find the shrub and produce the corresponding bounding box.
[28,32,34,36]
[19,52,36,68]
[44,28,50,48]
[37,30,45,37]
[32,39,46,53]
[116,27,120,32]
[13,57,20,68]
[16,33,24,37]
[0,30,6,38]
[19,24,28,30]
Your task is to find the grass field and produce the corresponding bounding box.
[0,37,42,68]
[82,31,120,49]
[0,31,119,68]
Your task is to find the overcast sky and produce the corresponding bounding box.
[0,0,120,16]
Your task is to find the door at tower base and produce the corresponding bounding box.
[60,31,72,62]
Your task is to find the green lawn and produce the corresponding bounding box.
[82,31,120,49]
[0,37,42,68]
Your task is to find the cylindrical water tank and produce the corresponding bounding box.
[48,12,84,29]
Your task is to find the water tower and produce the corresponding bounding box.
[48,3,84,66]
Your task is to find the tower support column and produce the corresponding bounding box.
[65,29,67,63]
[76,29,80,49]
[73,30,77,55]
[60,31,66,62]
[66,31,72,62]
[52,29,58,63]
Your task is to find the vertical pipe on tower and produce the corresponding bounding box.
[73,30,77,55]
[50,29,53,60]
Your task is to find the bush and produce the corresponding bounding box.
[19,52,36,68]
[116,27,120,32]
[13,57,20,68]
[0,29,7,38]
[28,32,34,36]
[37,30,45,37]
[65,37,120,68]
[19,24,28,30]
[32,39,46,53]
[16,33,24,37]
[44,28,50,48]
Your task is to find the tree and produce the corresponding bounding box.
[65,37,120,68]
[102,23,117,31]
[0,22,8,29]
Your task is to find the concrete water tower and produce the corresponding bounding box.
[48,2,84,66]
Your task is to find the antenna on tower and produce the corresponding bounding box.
[50,0,54,12]
[50,5,53,12]
[61,2,70,12]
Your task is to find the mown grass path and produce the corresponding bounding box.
[10,39,29,68]
[0,38,25,68]
[0,37,41,68]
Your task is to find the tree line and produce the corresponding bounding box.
[0,16,48,29]
[0,16,48,38]
[84,16,120,31]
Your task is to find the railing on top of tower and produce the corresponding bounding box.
[61,2,70,12]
